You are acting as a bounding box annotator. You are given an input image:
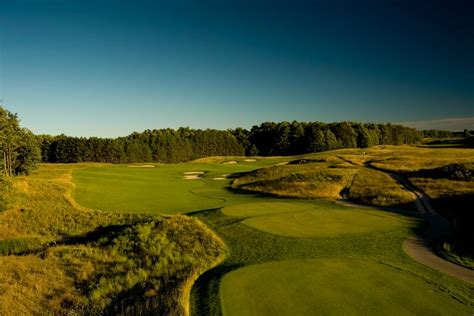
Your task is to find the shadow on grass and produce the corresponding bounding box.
[420,136,474,148]
[191,263,242,316]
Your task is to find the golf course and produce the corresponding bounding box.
[65,147,474,315]
[1,138,473,314]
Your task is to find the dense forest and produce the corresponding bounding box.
[38,128,244,164]
[0,106,455,167]
[37,121,426,164]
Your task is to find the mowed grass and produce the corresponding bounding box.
[221,259,471,316]
[73,159,279,214]
[242,208,402,238]
[221,202,316,217]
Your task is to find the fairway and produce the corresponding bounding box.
[72,160,277,214]
[242,209,403,237]
[220,259,471,316]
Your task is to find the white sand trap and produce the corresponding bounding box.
[222,174,230,177]
[222,161,238,164]
[183,175,201,180]
[183,171,205,175]
[244,159,257,162]
[213,177,226,180]
[276,161,289,166]
[128,164,155,168]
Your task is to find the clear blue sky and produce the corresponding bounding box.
[1,0,473,136]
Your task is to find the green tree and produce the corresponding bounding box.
[324,129,339,150]
[307,129,326,152]
[0,107,40,177]
[14,129,41,175]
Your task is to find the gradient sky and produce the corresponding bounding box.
[1,0,473,137]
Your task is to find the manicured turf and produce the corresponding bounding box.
[221,202,316,217]
[73,160,278,214]
[242,209,402,238]
[220,259,471,315]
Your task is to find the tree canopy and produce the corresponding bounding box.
[0,107,41,177]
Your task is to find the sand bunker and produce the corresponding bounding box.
[183,171,205,175]
[183,171,205,180]
[222,174,230,177]
[276,162,289,166]
[128,164,155,168]
[222,161,238,164]
[184,175,201,180]
[244,159,257,162]
[213,177,226,180]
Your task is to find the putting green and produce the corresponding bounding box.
[221,202,316,217]
[242,209,402,237]
[220,259,471,315]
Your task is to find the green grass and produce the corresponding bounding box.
[73,160,280,214]
[192,206,473,315]
[221,258,471,315]
[221,202,316,217]
[0,164,227,314]
[3,147,473,314]
[69,153,473,314]
[242,208,403,238]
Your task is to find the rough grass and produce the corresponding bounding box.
[0,164,226,315]
[231,161,356,199]
[2,146,473,314]
[347,168,415,209]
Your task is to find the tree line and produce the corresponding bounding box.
[232,121,425,156]
[38,128,244,164]
[1,106,455,170]
[37,121,437,164]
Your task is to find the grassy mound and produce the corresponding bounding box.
[0,164,226,314]
[347,168,415,209]
[231,161,355,199]
[220,259,471,315]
